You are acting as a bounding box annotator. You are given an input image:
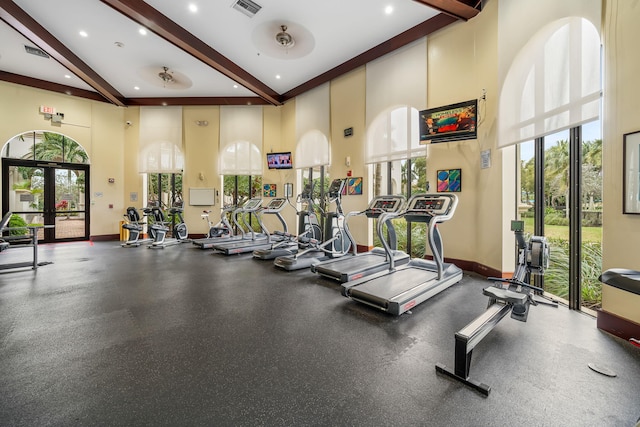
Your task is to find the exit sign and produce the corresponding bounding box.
[40,105,56,114]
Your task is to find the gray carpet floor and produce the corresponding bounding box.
[1,241,639,426]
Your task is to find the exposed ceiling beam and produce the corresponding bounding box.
[412,0,480,21]
[0,71,109,103]
[282,13,456,101]
[99,0,282,106]
[0,0,126,107]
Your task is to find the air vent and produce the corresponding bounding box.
[231,0,261,17]
[24,45,50,59]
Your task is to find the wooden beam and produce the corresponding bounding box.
[0,0,126,106]
[0,71,108,103]
[412,0,480,21]
[100,0,282,106]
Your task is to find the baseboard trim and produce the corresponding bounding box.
[90,234,120,242]
[596,309,640,341]
[422,255,504,279]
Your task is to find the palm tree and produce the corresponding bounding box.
[30,132,88,163]
[544,139,569,211]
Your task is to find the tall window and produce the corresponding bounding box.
[372,156,427,257]
[517,120,602,311]
[500,6,602,312]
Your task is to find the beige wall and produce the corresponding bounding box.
[330,68,368,245]
[0,81,125,237]
[601,0,640,320]
[426,0,509,272]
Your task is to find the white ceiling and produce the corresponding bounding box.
[0,0,478,105]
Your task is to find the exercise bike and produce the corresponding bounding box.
[203,206,233,239]
[121,206,154,247]
[148,206,189,249]
[435,220,557,396]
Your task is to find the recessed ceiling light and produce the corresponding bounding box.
[139,28,147,36]
[385,5,394,15]
[79,30,88,37]
[188,4,198,13]
[64,74,71,79]
[275,75,281,79]
[134,86,140,90]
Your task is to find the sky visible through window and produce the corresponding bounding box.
[520,120,601,162]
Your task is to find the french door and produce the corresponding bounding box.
[2,159,90,242]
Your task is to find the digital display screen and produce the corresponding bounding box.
[372,200,398,211]
[412,199,444,211]
[267,152,293,169]
[267,199,285,209]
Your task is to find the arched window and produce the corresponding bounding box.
[295,84,330,169]
[365,106,424,164]
[499,16,601,147]
[139,106,184,173]
[2,131,89,163]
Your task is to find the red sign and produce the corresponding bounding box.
[40,105,56,114]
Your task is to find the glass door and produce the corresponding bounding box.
[2,159,89,242]
[52,165,89,241]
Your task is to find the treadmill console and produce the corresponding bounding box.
[242,198,263,211]
[263,198,286,212]
[366,195,406,218]
[405,194,454,222]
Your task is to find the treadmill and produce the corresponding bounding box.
[341,193,462,315]
[253,182,319,261]
[212,197,288,255]
[311,194,410,283]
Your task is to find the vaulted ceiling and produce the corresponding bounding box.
[0,0,480,107]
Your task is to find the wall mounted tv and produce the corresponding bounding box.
[419,99,477,144]
[267,152,293,169]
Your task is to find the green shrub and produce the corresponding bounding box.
[543,237,602,309]
[7,214,28,236]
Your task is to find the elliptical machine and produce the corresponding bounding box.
[273,178,350,271]
[435,220,557,396]
[148,206,189,249]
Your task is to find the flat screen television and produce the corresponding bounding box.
[267,152,293,169]
[419,99,477,144]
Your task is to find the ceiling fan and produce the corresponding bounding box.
[138,65,193,90]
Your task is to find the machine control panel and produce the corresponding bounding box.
[366,195,406,218]
[327,178,346,197]
[263,198,287,212]
[242,198,263,212]
[405,194,455,222]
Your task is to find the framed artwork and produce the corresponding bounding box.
[437,169,461,192]
[346,177,363,195]
[623,131,640,214]
[263,183,277,197]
